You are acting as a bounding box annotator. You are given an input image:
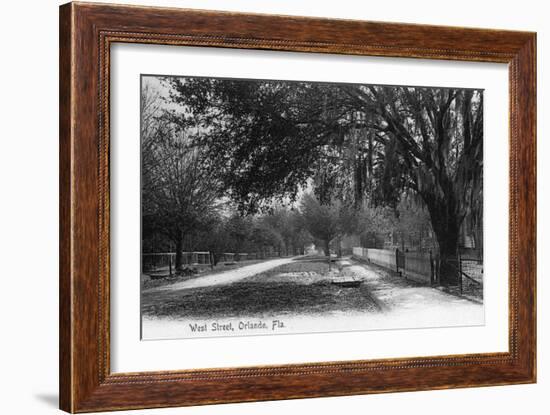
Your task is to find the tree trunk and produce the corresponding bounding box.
[324,239,331,271]
[323,239,330,257]
[474,219,483,260]
[174,234,183,272]
[425,199,461,286]
[436,230,460,286]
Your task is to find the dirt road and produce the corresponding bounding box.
[144,256,299,292]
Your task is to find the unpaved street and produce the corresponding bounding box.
[144,256,299,293]
[142,256,484,340]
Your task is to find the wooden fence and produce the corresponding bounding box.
[353,247,434,284]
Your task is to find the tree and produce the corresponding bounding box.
[287,210,312,255]
[249,221,284,258]
[344,86,483,283]
[191,216,230,267]
[166,78,483,284]
[141,83,168,195]
[141,121,221,270]
[224,213,253,253]
[300,193,349,268]
[166,77,351,213]
[364,200,434,252]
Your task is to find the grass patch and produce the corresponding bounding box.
[142,257,379,319]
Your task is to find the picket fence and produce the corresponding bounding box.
[352,247,434,284]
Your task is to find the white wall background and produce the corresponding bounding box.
[0,1,546,414]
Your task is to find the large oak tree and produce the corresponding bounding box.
[166,77,483,284]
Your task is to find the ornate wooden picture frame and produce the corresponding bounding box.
[59,2,536,412]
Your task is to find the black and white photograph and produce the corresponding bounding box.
[140,74,484,340]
